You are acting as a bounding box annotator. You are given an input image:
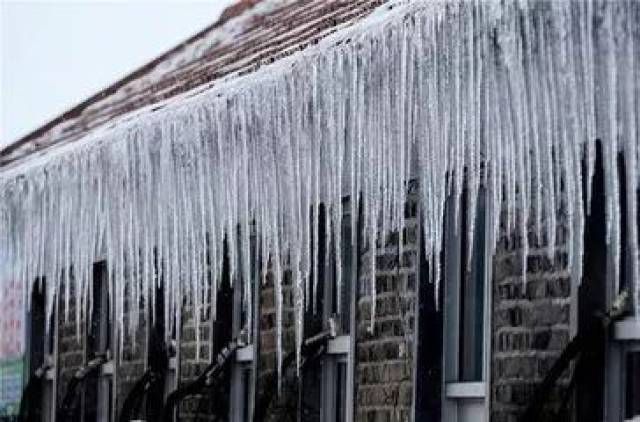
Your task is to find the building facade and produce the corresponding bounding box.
[1,1,639,422]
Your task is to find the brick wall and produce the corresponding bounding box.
[355,186,419,422]
[490,222,574,422]
[177,305,215,420]
[55,284,84,409]
[256,268,298,422]
[55,276,149,421]
[115,303,147,421]
[44,193,585,422]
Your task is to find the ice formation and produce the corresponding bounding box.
[0,0,639,384]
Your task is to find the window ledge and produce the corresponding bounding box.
[236,345,254,363]
[101,361,114,376]
[327,335,350,355]
[614,318,640,341]
[445,382,486,399]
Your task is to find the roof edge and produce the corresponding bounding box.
[0,0,260,158]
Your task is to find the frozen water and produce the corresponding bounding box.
[0,0,639,386]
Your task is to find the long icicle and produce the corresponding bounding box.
[0,0,639,387]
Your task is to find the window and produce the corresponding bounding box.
[301,202,355,422]
[441,187,491,421]
[577,145,608,421]
[24,278,56,421]
[624,348,640,421]
[158,271,180,404]
[230,230,258,421]
[415,234,443,421]
[83,262,114,422]
[146,278,171,420]
[608,295,640,422]
[603,147,640,422]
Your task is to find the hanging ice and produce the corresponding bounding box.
[0,0,639,388]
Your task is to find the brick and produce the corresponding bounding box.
[491,220,573,420]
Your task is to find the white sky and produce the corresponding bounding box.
[0,0,235,148]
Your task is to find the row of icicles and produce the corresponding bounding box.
[0,0,639,384]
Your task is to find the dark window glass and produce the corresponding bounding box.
[618,152,631,301]
[242,366,252,420]
[306,204,328,335]
[625,351,640,419]
[301,357,322,422]
[28,279,46,375]
[459,188,486,382]
[88,263,110,357]
[83,374,98,421]
[415,236,443,421]
[234,228,257,341]
[577,142,606,422]
[303,202,354,421]
[337,214,353,334]
[307,203,355,335]
[82,364,111,422]
[335,360,348,422]
[84,263,110,422]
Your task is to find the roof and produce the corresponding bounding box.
[0,0,385,167]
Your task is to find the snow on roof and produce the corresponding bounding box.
[0,0,384,167]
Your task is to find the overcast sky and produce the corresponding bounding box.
[1,0,235,148]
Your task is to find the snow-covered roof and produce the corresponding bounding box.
[0,0,384,167]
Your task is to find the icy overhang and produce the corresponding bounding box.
[1,0,639,383]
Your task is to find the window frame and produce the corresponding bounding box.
[81,262,117,422]
[320,345,350,422]
[229,229,259,422]
[153,265,180,404]
[25,278,58,422]
[140,261,179,418]
[44,299,58,422]
[300,200,357,422]
[606,276,640,422]
[604,151,640,422]
[164,315,180,421]
[441,186,493,422]
[320,201,357,422]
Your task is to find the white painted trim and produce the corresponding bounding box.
[317,210,356,422]
[51,289,60,422]
[441,187,492,422]
[229,236,259,422]
[327,335,350,355]
[445,382,487,399]
[236,345,254,362]
[614,319,640,340]
[101,361,114,376]
[482,188,494,422]
[347,209,359,422]
[168,356,177,370]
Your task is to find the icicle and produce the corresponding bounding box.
[2,0,640,372]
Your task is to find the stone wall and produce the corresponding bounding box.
[55,274,149,421]
[490,224,574,422]
[55,283,84,409]
[177,306,215,420]
[115,302,147,421]
[354,187,419,422]
[43,192,584,422]
[47,188,424,422]
[256,269,297,422]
